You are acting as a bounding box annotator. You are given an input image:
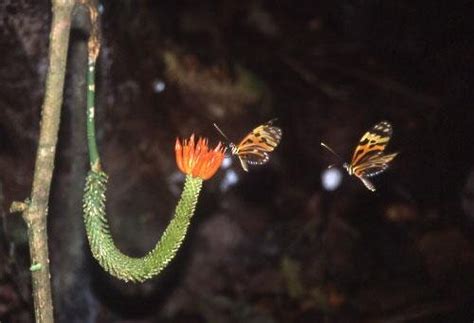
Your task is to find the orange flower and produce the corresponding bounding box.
[175,134,226,180]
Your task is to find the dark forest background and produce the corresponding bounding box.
[1,1,474,322]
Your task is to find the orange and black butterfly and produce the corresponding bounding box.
[321,121,398,191]
[213,119,282,172]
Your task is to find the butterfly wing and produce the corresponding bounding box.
[237,152,268,172]
[352,153,398,191]
[234,120,282,172]
[349,121,398,191]
[350,121,393,165]
[352,152,398,178]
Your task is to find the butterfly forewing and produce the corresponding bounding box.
[350,121,393,166]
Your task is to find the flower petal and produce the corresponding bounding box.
[175,134,225,180]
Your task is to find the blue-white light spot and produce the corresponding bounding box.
[221,156,233,169]
[152,79,166,93]
[220,169,239,191]
[321,167,343,191]
[169,171,185,196]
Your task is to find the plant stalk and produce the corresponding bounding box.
[21,0,75,322]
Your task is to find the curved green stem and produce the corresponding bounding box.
[84,172,202,282]
[83,7,205,282]
[86,60,100,170]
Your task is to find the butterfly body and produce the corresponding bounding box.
[342,162,351,174]
[214,120,282,172]
[322,121,398,192]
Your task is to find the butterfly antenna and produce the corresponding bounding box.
[213,123,231,142]
[266,118,278,125]
[320,142,343,161]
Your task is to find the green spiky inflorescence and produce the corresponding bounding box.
[84,170,202,282]
[83,28,205,282]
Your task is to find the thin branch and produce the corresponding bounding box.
[315,61,440,108]
[280,55,347,99]
[1,185,30,308]
[10,0,75,322]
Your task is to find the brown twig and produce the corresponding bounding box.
[10,0,75,322]
[77,0,101,62]
[1,185,30,308]
[280,55,347,99]
[314,61,440,108]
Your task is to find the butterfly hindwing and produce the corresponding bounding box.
[237,152,269,172]
[352,152,398,178]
